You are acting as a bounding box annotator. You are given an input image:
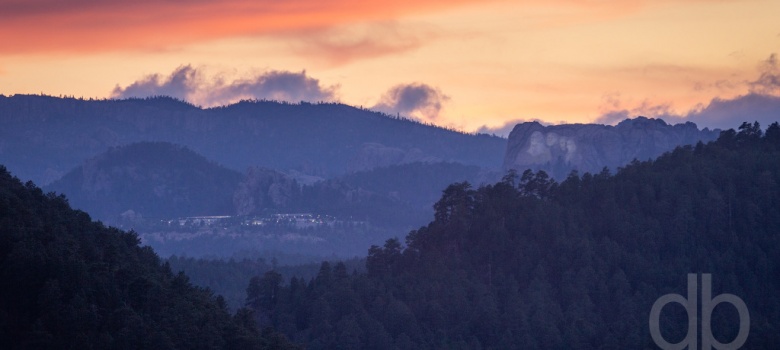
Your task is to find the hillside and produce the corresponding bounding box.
[46,142,243,222]
[138,162,488,259]
[44,143,490,258]
[0,166,297,349]
[249,122,780,348]
[0,95,506,185]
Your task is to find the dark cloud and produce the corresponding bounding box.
[372,83,449,120]
[595,110,632,125]
[748,53,780,95]
[594,102,676,125]
[112,66,338,106]
[594,94,780,131]
[204,70,338,106]
[683,93,780,130]
[111,65,199,101]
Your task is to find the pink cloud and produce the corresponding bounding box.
[0,0,479,54]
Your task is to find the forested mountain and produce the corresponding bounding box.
[46,141,485,229]
[247,122,780,349]
[0,95,506,185]
[0,166,298,349]
[42,142,489,258]
[46,142,244,222]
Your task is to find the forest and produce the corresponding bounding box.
[1,121,778,349]
[0,167,298,349]
[240,122,780,349]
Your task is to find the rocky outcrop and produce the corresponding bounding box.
[233,167,300,215]
[503,117,720,178]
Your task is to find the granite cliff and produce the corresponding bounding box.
[503,117,720,178]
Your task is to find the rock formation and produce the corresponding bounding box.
[503,117,720,178]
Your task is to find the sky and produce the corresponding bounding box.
[1,0,779,135]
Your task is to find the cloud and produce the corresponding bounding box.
[593,94,780,131]
[683,93,780,130]
[1,0,730,54]
[593,54,780,130]
[0,0,482,54]
[290,22,438,65]
[595,100,676,125]
[111,65,199,101]
[205,70,339,106]
[372,83,449,120]
[748,53,780,95]
[112,66,338,106]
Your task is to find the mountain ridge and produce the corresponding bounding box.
[0,95,506,185]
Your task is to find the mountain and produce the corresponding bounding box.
[144,162,490,259]
[0,95,506,185]
[42,142,491,258]
[247,122,780,348]
[0,166,297,349]
[46,141,488,227]
[503,117,720,178]
[45,142,243,222]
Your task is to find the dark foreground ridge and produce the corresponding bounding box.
[247,122,780,349]
[0,167,298,349]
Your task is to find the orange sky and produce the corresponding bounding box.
[1,0,779,133]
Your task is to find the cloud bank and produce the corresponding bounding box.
[594,94,780,131]
[4,0,719,54]
[748,53,780,95]
[112,66,338,107]
[0,0,479,54]
[593,54,780,131]
[372,83,449,120]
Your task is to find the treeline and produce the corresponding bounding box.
[245,122,780,349]
[0,167,298,349]
[167,255,365,312]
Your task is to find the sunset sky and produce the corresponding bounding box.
[1,0,779,134]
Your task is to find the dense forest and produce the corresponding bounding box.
[244,122,780,349]
[0,167,298,349]
[167,256,366,312]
